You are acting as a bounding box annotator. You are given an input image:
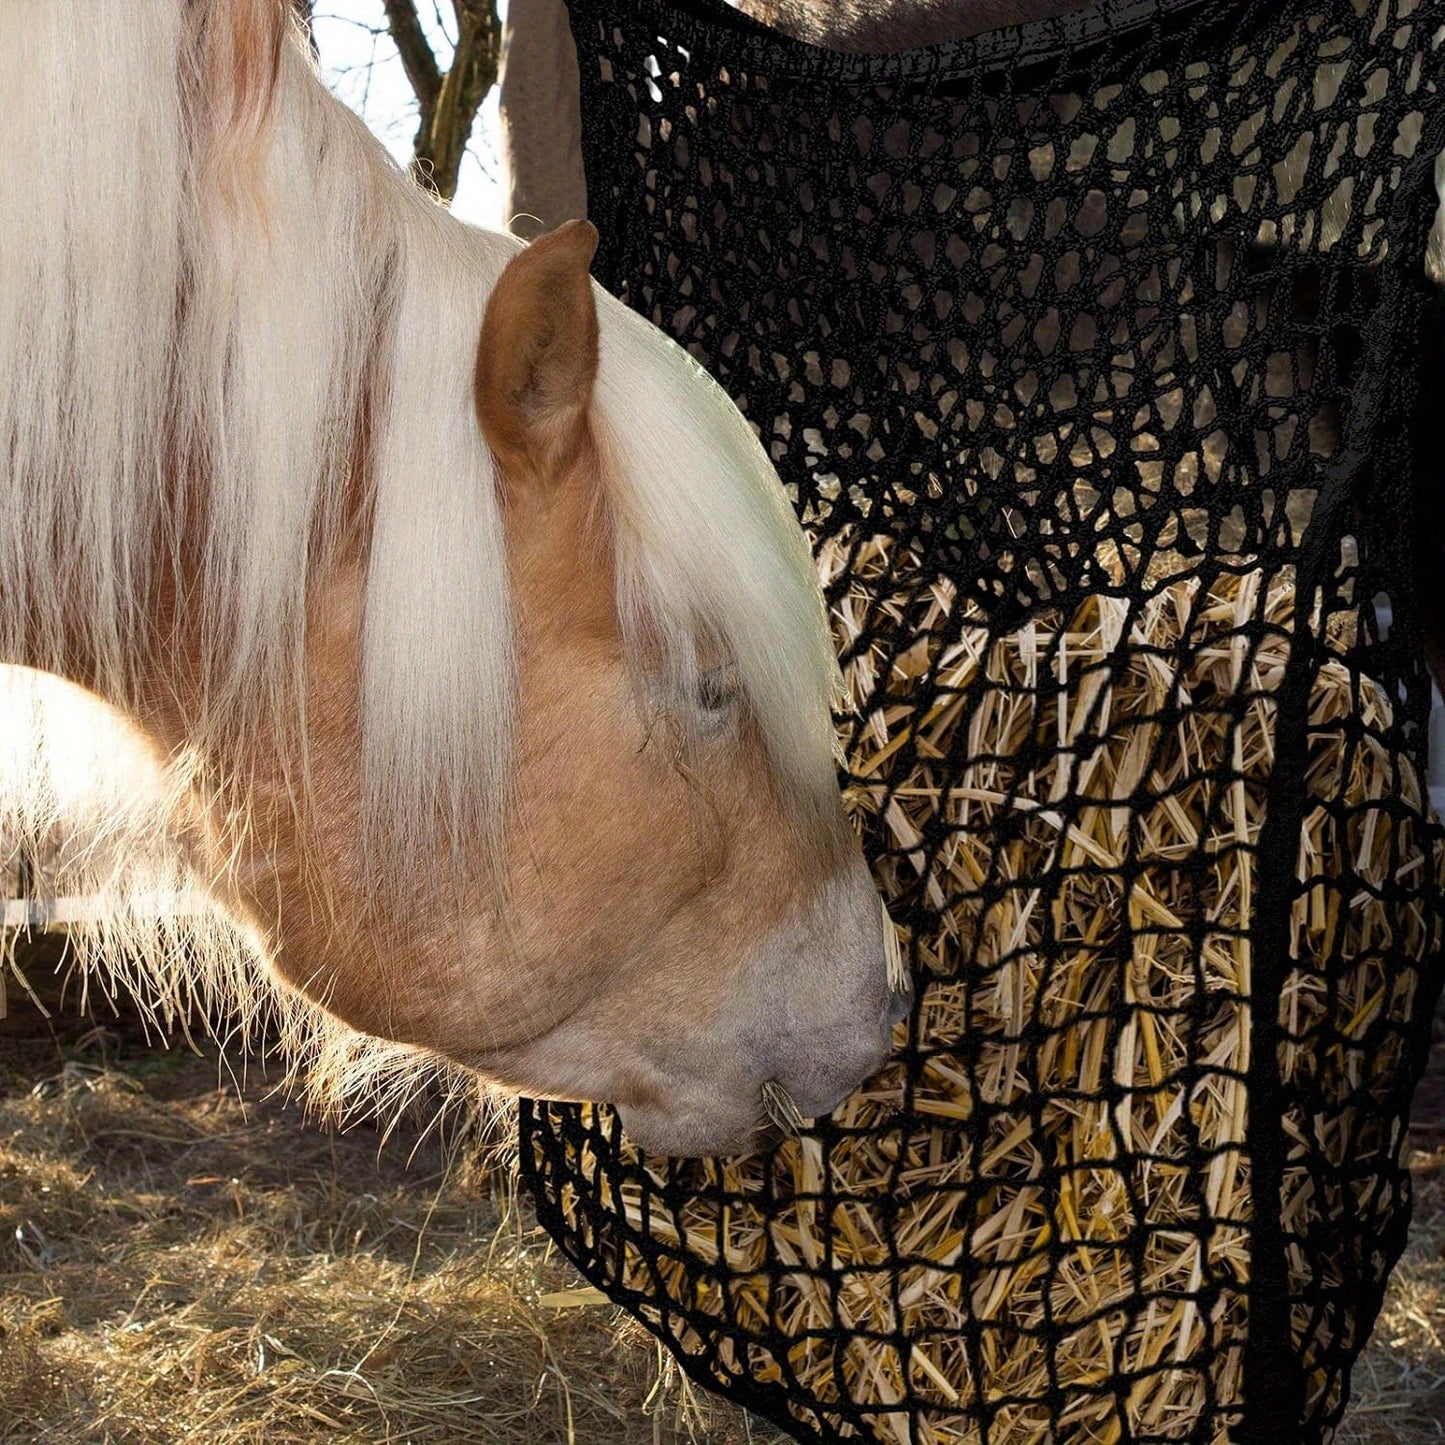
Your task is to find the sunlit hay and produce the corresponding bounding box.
[0,666,506,1149]
[882,895,908,993]
[0,1060,718,1445]
[761,1079,809,1138]
[553,539,1445,1444]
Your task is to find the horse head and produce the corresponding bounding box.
[0,0,905,1156]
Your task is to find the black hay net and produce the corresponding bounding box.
[518,2,1445,1440]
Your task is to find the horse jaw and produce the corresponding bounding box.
[450,852,896,1159]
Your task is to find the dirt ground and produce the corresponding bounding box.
[0,940,1440,1445]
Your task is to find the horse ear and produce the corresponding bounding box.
[476,219,601,487]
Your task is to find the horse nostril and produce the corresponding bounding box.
[887,981,914,1026]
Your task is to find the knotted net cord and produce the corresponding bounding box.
[519,2,1445,1439]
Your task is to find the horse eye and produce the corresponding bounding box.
[697,664,740,720]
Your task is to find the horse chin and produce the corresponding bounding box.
[612,1099,769,1160]
[475,1036,769,1157]
[446,851,902,1157]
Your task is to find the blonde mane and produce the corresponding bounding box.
[0,1,841,1118]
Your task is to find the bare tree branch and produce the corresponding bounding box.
[381,0,443,117]
[408,0,500,201]
[378,0,498,204]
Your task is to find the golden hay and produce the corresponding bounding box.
[0,991,793,1445]
[555,538,1445,1444]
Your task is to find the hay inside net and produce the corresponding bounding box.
[530,545,1444,1445]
